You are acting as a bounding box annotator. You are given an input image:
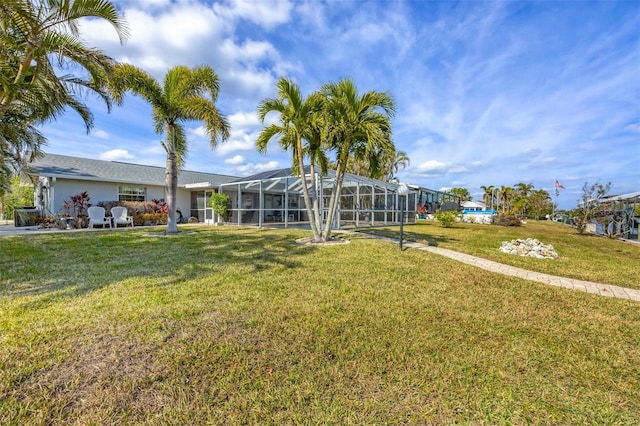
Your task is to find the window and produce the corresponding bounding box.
[118,186,146,202]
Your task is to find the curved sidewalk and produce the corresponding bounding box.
[368,234,640,302]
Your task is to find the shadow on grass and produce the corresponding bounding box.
[0,227,316,309]
[354,226,459,247]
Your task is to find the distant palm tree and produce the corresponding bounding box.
[498,185,515,213]
[514,182,534,197]
[514,182,535,216]
[110,65,230,233]
[384,150,410,182]
[480,185,495,208]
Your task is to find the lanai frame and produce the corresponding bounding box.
[215,169,417,229]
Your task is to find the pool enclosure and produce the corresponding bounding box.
[192,167,418,229]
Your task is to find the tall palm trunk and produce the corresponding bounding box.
[322,149,348,241]
[308,162,323,238]
[296,135,322,241]
[165,127,178,234]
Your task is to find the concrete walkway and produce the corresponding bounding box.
[364,234,640,302]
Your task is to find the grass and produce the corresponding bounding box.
[1,225,639,424]
[358,219,640,289]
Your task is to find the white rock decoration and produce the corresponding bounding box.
[499,238,559,259]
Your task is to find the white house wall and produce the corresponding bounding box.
[46,178,190,217]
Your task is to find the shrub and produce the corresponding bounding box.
[209,193,229,221]
[63,191,91,219]
[434,210,461,228]
[97,201,167,217]
[133,212,168,226]
[493,214,522,227]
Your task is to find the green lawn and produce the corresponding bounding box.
[359,219,640,289]
[1,226,639,424]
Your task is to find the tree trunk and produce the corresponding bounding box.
[296,136,321,241]
[322,151,348,241]
[165,149,179,234]
[308,162,323,239]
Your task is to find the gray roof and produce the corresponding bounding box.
[29,153,239,187]
[238,166,404,191]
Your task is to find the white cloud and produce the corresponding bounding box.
[99,149,134,161]
[225,155,245,165]
[217,134,258,155]
[92,129,109,139]
[236,160,279,175]
[416,160,448,173]
[228,111,261,130]
[214,0,293,29]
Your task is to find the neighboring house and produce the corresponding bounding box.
[29,153,239,222]
[461,200,497,224]
[461,200,487,212]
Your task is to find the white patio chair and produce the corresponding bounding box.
[87,206,112,229]
[111,206,134,228]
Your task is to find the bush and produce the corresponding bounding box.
[493,214,522,227]
[133,212,168,226]
[97,200,167,217]
[434,210,461,228]
[209,193,229,221]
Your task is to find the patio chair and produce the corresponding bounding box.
[111,206,134,228]
[87,206,112,229]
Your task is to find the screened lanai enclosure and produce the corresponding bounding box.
[198,167,418,229]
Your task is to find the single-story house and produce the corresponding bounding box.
[461,200,487,212]
[28,153,421,228]
[460,200,497,224]
[29,153,239,222]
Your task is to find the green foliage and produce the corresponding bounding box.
[450,187,471,201]
[434,210,460,227]
[0,0,128,181]
[0,175,34,220]
[256,76,396,242]
[209,192,229,220]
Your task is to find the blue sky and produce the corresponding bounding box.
[41,0,639,209]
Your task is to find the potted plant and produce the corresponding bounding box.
[209,192,229,225]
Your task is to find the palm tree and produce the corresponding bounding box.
[0,0,128,188]
[480,185,495,209]
[514,182,534,216]
[384,150,410,182]
[320,78,395,241]
[110,64,230,233]
[450,187,471,202]
[498,185,515,213]
[256,77,326,241]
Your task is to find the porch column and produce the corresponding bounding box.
[356,183,360,227]
[384,188,388,225]
[370,185,374,226]
[259,181,263,228]
[237,184,241,226]
[284,177,289,229]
